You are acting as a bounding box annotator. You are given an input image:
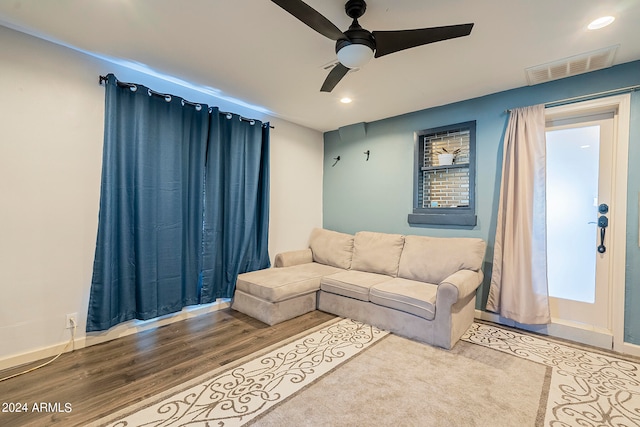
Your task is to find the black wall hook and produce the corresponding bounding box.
[332,156,341,167]
[364,150,370,161]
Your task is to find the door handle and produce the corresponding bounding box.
[597,215,608,254]
[596,204,609,254]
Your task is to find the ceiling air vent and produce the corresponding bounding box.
[525,45,618,86]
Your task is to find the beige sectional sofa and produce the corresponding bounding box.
[232,228,486,349]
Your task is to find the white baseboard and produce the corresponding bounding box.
[0,300,230,373]
[619,341,640,358]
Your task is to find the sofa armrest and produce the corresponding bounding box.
[437,269,484,304]
[274,249,314,267]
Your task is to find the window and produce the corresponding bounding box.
[408,121,477,226]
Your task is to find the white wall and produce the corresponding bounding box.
[269,118,324,256]
[0,26,324,369]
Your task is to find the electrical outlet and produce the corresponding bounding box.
[66,313,77,329]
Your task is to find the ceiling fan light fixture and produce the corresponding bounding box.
[271,0,474,92]
[337,43,374,69]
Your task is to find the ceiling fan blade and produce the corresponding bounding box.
[271,0,346,41]
[320,63,350,92]
[373,23,474,58]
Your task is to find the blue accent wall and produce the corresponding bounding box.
[323,60,640,343]
[625,86,640,344]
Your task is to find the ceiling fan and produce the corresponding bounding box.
[271,0,474,92]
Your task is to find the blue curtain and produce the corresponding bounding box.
[87,75,270,332]
[200,109,271,302]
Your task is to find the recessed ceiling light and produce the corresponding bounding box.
[588,16,615,30]
[340,97,353,104]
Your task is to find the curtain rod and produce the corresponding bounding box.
[504,84,640,113]
[98,75,274,129]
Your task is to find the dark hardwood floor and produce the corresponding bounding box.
[0,308,337,427]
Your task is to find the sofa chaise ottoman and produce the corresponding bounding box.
[231,228,486,349]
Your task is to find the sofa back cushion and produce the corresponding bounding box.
[308,228,354,270]
[350,231,405,277]
[398,235,486,284]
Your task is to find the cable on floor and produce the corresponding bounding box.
[0,318,76,383]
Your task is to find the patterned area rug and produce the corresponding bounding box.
[92,318,388,426]
[462,322,640,426]
[92,320,640,426]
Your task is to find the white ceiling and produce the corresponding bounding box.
[1,0,639,132]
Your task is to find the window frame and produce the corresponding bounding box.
[408,120,477,226]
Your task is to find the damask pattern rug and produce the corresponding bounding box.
[463,322,640,426]
[92,318,388,427]
[92,320,640,427]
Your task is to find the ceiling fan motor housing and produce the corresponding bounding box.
[335,26,375,53]
[335,0,375,67]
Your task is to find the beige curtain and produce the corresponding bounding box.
[486,104,550,324]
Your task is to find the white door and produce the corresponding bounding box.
[545,113,614,336]
[489,94,632,353]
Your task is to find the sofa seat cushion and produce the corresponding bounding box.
[350,231,405,277]
[236,263,344,303]
[369,278,438,321]
[320,270,392,302]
